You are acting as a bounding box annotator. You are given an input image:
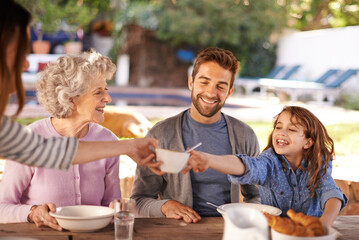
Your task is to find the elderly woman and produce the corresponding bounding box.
[0,50,122,231]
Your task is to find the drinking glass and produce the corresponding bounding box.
[114,198,136,240]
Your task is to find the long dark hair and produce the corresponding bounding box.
[0,0,31,119]
[264,106,335,197]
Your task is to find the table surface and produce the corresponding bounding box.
[0,216,358,240]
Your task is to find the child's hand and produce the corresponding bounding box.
[182,150,210,174]
[319,217,332,235]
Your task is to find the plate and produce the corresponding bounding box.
[217,203,282,216]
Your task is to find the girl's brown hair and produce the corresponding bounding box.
[264,106,335,197]
[0,0,31,120]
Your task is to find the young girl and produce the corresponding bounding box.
[184,106,347,228]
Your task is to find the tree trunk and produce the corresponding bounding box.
[124,24,191,88]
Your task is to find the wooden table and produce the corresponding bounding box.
[0,216,358,240]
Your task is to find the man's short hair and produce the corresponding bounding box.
[191,47,240,88]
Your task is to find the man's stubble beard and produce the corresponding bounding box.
[191,92,225,118]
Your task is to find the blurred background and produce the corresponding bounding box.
[16,0,359,90]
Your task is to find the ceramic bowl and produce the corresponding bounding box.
[49,205,114,232]
[217,203,282,216]
[271,227,340,240]
[155,148,190,173]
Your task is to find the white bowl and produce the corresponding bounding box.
[156,148,190,173]
[49,205,114,232]
[271,227,340,240]
[217,203,282,216]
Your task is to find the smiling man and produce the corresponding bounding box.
[131,47,260,223]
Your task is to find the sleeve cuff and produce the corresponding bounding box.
[321,188,348,211]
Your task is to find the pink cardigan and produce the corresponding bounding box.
[0,118,121,223]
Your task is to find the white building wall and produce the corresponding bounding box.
[276,26,359,81]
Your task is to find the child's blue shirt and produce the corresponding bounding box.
[229,148,347,217]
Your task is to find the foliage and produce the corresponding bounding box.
[335,94,359,111]
[59,0,100,40]
[16,0,62,40]
[16,117,43,126]
[325,122,359,156]
[113,0,288,77]
[16,0,113,41]
[288,0,359,30]
[113,1,160,31]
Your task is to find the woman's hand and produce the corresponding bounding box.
[126,138,158,165]
[126,138,165,175]
[28,203,62,231]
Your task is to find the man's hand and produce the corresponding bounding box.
[161,200,201,223]
[28,203,62,231]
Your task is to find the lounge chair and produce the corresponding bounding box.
[266,65,286,78]
[279,65,302,79]
[325,69,358,88]
[234,65,301,94]
[314,69,339,84]
[259,69,359,102]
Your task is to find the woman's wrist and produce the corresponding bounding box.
[27,205,37,223]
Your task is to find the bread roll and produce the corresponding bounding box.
[263,210,323,237]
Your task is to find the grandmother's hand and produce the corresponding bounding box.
[126,138,165,175]
[28,203,62,231]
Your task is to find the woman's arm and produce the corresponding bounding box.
[73,138,158,167]
[320,198,341,229]
[183,150,246,175]
[1,117,159,171]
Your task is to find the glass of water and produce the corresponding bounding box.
[114,198,136,240]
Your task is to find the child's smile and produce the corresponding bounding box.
[272,111,313,169]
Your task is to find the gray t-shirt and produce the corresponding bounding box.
[182,110,231,217]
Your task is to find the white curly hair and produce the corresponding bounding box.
[36,49,116,118]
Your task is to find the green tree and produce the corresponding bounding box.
[16,0,113,40]
[16,0,62,40]
[288,0,359,30]
[113,0,289,78]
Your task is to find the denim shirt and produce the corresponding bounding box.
[228,148,347,217]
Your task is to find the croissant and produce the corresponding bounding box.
[287,209,324,236]
[263,211,321,237]
[263,213,296,235]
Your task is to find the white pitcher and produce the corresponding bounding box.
[221,205,269,240]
